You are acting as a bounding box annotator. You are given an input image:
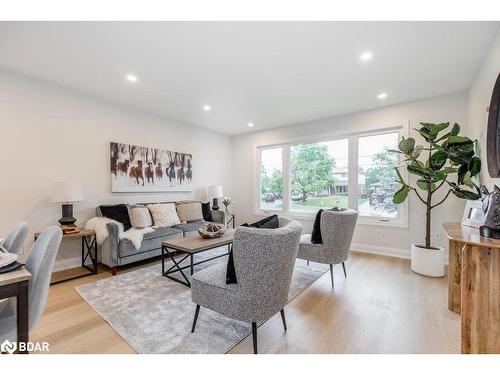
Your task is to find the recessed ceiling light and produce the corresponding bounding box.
[360,52,373,62]
[248,122,255,128]
[203,105,211,111]
[125,74,138,83]
[377,92,388,99]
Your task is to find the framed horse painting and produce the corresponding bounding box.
[110,142,193,192]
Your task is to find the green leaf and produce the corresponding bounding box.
[388,149,404,154]
[441,167,458,174]
[393,185,410,204]
[435,132,451,143]
[447,135,470,144]
[463,171,473,189]
[452,187,480,200]
[433,171,446,181]
[416,179,436,191]
[457,163,468,184]
[394,167,404,184]
[429,150,448,170]
[398,137,415,154]
[412,145,423,159]
[450,123,460,136]
[407,162,431,178]
[468,156,481,177]
[429,122,449,136]
[417,128,435,141]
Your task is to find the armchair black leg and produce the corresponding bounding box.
[330,264,334,288]
[252,322,258,354]
[307,260,309,266]
[342,262,347,277]
[280,309,287,331]
[191,305,200,333]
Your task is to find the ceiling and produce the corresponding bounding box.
[0,22,498,135]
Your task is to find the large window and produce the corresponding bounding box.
[290,139,349,212]
[255,124,408,226]
[358,132,399,219]
[259,147,283,210]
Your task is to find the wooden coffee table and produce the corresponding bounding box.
[161,229,235,287]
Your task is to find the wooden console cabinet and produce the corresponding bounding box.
[443,222,500,353]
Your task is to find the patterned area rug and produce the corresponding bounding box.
[76,247,328,353]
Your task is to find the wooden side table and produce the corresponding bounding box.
[0,267,31,354]
[443,222,500,353]
[35,229,98,283]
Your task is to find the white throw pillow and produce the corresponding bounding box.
[128,205,153,229]
[148,203,181,227]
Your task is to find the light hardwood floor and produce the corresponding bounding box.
[30,252,460,354]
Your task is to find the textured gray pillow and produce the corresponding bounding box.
[176,202,203,223]
[128,205,153,229]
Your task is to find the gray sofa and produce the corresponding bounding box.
[97,201,223,274]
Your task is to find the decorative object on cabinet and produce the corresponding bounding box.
[479,185,500,239]
[50,181,84,227]
[208,185,223,210]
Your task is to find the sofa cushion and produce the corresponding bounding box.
[100,204,132,231]
[148,203,180,227]
[128,205,153,229]
[173,221,204,235]
[176,201,203,223]
[118,226,183,258]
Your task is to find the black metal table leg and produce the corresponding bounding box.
[162,244,231,287]
[17,281,29,354]
[82,235,98,274]
[162,245,191,287]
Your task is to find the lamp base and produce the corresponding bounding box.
[212,198,220,211]
[58,203,77,227]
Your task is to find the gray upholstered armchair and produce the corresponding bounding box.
[0,225,62,342]
[297,209,358,287]
[190,217,302,354]
[1,222,29,255]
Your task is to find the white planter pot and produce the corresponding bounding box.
[410,244,445,277]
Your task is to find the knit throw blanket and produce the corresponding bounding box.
[85,217,154,250]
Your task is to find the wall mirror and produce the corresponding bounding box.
[487,72,500,177]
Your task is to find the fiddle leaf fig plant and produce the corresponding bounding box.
[390,122,481,249]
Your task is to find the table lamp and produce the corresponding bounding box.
[208,185,223,210]
[50,181,84,227]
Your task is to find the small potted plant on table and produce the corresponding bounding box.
[391,122,481,277]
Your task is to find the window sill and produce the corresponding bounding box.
[254,210,408,228]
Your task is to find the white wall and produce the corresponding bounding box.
[467,29,500,188]
[231,92,470,258]
[0,70,232,270]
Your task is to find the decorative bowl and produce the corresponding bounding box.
[198,223,225,239]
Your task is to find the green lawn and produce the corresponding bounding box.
[291,195,347,211]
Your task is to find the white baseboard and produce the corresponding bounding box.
[350,242,410,259]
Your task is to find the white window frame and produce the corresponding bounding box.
[253,121,409,228]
